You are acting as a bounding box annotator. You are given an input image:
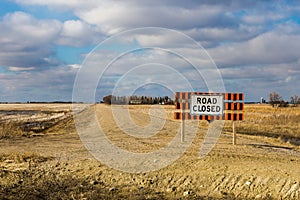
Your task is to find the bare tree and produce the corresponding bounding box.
[290,95,299,107]
[269,92,282,107]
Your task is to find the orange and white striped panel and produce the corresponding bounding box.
[174,112,244,121]
[174,92,244,121]
[225,102,244,110]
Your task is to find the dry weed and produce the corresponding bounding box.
[0,121,25,139]
[232,105,300,141]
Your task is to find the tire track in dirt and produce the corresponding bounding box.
[282,181,299,199]
[203,173,300,199]
[91,105,300,199]
[211,175,226,192]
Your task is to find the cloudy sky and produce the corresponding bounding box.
[0,0,299,102]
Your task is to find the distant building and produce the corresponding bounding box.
[260,97,266,104]
[129,100,142,104]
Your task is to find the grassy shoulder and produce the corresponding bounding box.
[233,105,300,144]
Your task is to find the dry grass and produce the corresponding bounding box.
[1,104,300,145]
[226,105,300,144]
[0,151,51,163]
[0,121,27,139]
[0,109,76,139]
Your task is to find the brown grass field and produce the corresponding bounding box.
[0,103,300,199]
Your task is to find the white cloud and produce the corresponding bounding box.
[0,12,61,68]
[0,65,78,102]
[5,0,300,101]
[69,64,81,70]
[75,2,233,35]
[8,66,36,71]
[1,12,61,48]
[56,20,103,46]
[218,59,300,100]
[209,24,300,67]
[0,11,104,69]
[13,1,237,35]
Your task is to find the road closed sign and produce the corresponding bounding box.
[190,94,224,116]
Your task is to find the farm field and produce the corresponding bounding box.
[0,103,300,199]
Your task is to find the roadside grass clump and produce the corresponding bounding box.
[0,121,26,139]
[0,114,76,139]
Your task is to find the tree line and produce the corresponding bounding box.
[269,92,300,107]
[102,95,174,105]
[103,92,300,107]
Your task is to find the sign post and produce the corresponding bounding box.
[232,121,236,145]
[174,92,244,145]
[180,119,185,142]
